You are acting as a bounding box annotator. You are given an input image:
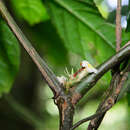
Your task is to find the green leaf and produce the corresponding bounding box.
[25,21,69,70]
[46,0,130,85]
[11,0,49,25]
[0,19,20,96]
[47,0,130,62]
[75,0,95,5]
[47,0,115,63]
[126,1,130,32]
[94,0,109,19]
[126,11,130,32]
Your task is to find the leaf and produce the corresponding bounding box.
[0,19,20,96]
[25,21,69,70]
[94,0,109,19]
[75,0,95,6]
[47,0,113,62]
[126,2,130,32]
[47,0,130,62]
[46,0,130,85]
[11,0,49,25]
[126,11,130,32]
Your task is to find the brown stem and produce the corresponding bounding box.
[0,1,76,129]
[71,107,109,130]
[87,1,126,129]
[87,64,130,130]
[0,1,129,130]
[72,43,130,104]
[87,72,120,130]
[55,95,74,130]
[0,0,63,96]
[116,0,122,52]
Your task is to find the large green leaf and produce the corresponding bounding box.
[46,0,130,84]
[11,0,49,25]
[47,0,115,63]
[0,19,20,96]
[24,21,69,70]
[47,0,130,62]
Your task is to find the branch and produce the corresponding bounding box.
[0,0,63,96]
[86,1,124,129]
[72,43,130,104]
[72,67,129,130]
[0,1,76,129]
[87,64,130,130]
[71,107,109,130]
[116,0,122,52]
[87,72,119,130]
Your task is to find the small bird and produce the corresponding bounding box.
[80,60,98,74]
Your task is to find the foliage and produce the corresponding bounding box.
[0,19,20,96]
[0,0,130,130]
[46,0,130,83]
[126,11,130,32]
[10,0,49,25]
[47,0,130,63]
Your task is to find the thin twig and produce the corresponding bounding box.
[0,0,63,95]
[116,0,122,52]
[87,65,130,130]
[87,72,120,130]
[86,1,127,129]
[72,43,130,104]
[71,107,109,130]
[0,1,76,130]
[115,65,130,97]
[0,1,129,130]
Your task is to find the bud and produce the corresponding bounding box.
[80,60,97,74]
[57,76,67,86]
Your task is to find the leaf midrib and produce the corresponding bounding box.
[54,0,115,50]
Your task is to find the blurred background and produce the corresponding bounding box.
[0,0,130,130]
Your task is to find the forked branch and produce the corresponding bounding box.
[0,0,63,96]
[0,1,130,130]
[86,0,129,129]
[72,43,130,104]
